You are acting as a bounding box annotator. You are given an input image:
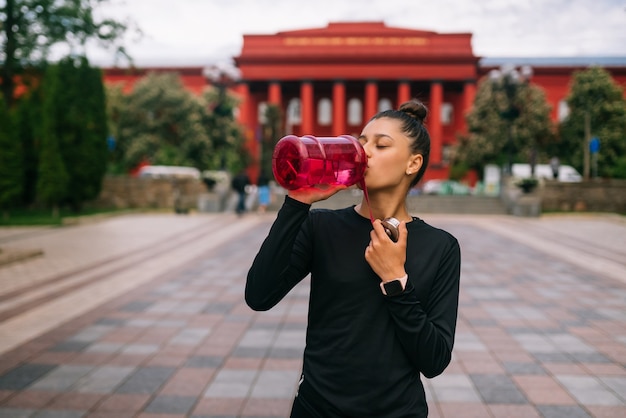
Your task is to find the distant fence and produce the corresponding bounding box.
[540,179,626,213]
[91,175,210,210]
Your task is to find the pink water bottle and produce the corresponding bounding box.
[272,135,367,190]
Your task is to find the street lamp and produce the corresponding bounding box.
[488,64,533,176]
[203,62,241,170]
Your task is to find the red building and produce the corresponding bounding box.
[103,22,626,182]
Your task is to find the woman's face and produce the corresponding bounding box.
[358,117,421,190]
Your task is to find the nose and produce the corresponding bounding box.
[361,142,373,158]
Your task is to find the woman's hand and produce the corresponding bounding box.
[288,184,347,205]
[365,220,407,282]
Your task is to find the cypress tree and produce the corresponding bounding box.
[37,63,69,216]
[0,95,23,218]
[42,56,108,212]
[15,84,44,207]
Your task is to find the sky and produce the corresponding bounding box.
[81,0,626,68]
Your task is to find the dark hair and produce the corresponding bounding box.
[370,99,430,186]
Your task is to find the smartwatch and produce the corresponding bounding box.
[380,274,408,296]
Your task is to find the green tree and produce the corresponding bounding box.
[107,72,249,174]
[0,0,130,107]
[40,56,107,211]
[454,73,554,178]
[200,83,249,173]
[37,66,68,216]
[108,72,211,171]
[555,67,626,179]
[0,94,23,217]
[14,78,44,206]
[259,103,283,179]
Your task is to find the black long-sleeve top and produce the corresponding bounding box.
[246,196,461,417]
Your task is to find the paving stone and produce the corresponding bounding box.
[119,300,154,312]
[169,328,211,346]
[536,405,592,418]
[185,356,224,368]
[203,303,235,314]
[503,361,546,375]
[69,325,114,343]
[531,352,573,363]
[203,370,257,398]
[556,375,624,406]
[30,410,85,418]
[49,341,91,353]
[429,373,482,403]
[231,347,268,358]
[0,408,34,418]
[268,347,304,359]
[30,365,94,391]
[75,365,136,394]
[0,364,57,390]
[599,376,626,402]
[470,374,528,404]
[115,367,175,394]
[2,213,625,417]
[144,394,197,414]
[250,370,300,399]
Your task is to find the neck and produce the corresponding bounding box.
[357,189,411,222]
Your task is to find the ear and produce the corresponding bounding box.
[406,154,423,176]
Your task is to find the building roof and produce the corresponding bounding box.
[480,56,626,68]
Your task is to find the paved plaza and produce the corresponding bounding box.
[0,207,624,417]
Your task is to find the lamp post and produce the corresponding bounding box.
[488,64,533,176]
[203,62,241,170]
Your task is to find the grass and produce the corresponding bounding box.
[0,207,131,226]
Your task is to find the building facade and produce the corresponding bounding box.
[103,22,626,182]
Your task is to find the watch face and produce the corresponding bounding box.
[384,279,404,296]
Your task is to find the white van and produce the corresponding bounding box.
[137,165,201,179]
[511,163,582,182]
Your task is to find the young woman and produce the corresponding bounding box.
[246,99,461,417]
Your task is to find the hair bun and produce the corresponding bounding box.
[399,99,428,124]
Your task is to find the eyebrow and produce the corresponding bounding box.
[358,133,393,141]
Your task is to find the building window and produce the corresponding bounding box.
[348,98,362,126]
[318,98,332,126]
[558,100,570,121]
[442,145,453,165]
[258,102,268,124]
[441,103,453,125]
[287,98,301,125]
[378,98,393,112]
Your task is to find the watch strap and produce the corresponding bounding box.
[380,274,408,296]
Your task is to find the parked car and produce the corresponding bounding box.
[137,165,201,180]
[420,179,471,195]
[421,179,445,195]
[511,163,582,182]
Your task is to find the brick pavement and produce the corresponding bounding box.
[0,210,624,417]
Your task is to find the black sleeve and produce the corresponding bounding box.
[245,196,313,311]
[384,237,461,378]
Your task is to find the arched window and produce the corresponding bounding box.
[378,98,393,112]
[287,98,302,125]
[348,98,362,126]
[318,98,332,126]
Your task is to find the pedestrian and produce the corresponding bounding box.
[550,156,560,180]
[256,172,271,213]
[231,170,250,215]
[245,99,461,417]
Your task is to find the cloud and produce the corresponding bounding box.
[80,0,626,66]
